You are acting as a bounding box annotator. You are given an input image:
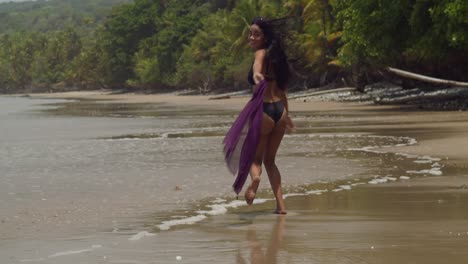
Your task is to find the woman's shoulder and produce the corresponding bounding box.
[254,48,267,59]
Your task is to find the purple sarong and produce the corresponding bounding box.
[223,80,266,194]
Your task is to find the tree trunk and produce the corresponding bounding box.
[387,67,468,88]
[288,87,356,99]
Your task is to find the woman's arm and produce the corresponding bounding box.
[252,49,266,88]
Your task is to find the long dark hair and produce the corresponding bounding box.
[251,17,290,90]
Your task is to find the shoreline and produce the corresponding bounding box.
[20,89,468,165]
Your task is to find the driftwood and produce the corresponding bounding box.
[387,67,468,88]
[288,87,356,100]
[208,89,250,100]
[375,87,468,105]
[208,87,357,100]
[208,95,231,100]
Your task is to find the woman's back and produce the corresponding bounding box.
[247,56,285,103]
[262,59,285,103]
[264,81,284,103]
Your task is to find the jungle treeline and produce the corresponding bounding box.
[0,0,466,93]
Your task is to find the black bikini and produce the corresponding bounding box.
[248,65,285,124]
[263,101,284,124]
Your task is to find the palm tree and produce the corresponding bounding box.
[229,0,282,54]
[284,0,341,70]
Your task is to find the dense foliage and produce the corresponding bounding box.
[0,0,466,93]
[0,0,132,34]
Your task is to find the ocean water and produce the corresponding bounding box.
[0,96,447,263]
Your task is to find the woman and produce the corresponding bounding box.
[223,17,294,214]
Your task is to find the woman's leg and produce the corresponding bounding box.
[245,113,274,205]
[263,112,287,214]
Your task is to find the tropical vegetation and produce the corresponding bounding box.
[0,0,466,93]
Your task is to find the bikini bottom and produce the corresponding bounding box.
[263,101,284,124]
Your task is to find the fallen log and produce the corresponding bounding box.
[387,67,468,88]
[208,89,250,100]
[288,87,356,100]
[208,95,231,100]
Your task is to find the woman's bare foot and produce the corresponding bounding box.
[244,176,261,205]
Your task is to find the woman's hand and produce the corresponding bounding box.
[285,115,295,134]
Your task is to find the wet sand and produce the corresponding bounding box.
[10,91,468,263]
[127,182,468,264]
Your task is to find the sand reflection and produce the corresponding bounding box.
[237,215,286,264]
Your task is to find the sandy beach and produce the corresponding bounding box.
[2,90,468,263]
